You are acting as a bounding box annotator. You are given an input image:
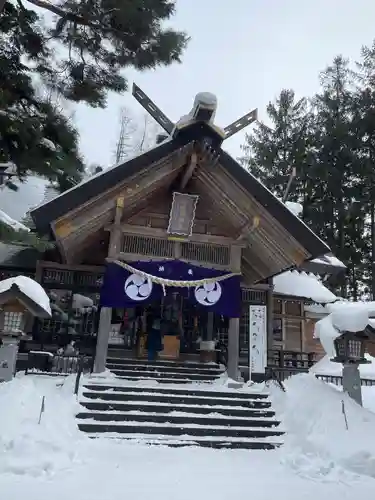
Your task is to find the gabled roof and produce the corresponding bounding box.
[31,138,180,234]
[31,123,329,261]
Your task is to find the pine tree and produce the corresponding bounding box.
[0,0,187,191]
[239,89,311,202]
[308,56,360,296]
[352,40,375,298]
[0,3,85,191]
[2,0,188,108]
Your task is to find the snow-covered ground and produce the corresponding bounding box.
[1,373,375,498]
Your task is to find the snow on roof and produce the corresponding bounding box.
[0,209,29,232]
[0,275,51,316]
[285,201,303,217]
[311,254,346,269]
[273,270,337,303]
[310,354,375,380]
[314,301,375,357]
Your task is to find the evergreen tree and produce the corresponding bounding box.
[1,0,188,107]
[0,0,187,190]
[353,41,375,298]
[239,89,311,202]
[0,3,85,191]
[308,56,361,296]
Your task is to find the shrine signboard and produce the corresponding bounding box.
[167,192,199,237]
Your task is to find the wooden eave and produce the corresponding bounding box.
[30,122,329,282]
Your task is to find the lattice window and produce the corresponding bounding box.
[181,241,230,266]
[2,311,23,332]
[42,269,74,286]
[75,271,104,288]
[241,288,267,303]
[122,235,174,258]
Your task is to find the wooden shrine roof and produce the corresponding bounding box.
[30,122,329,282]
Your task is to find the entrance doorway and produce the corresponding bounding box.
[109,292,229,360]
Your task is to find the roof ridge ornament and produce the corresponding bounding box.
[132,83,258,144]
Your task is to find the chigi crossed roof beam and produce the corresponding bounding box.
[132,83,258,142]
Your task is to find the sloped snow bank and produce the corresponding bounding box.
[269,373,375,479]
[0,374,84,476]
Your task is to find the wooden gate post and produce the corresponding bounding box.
[227,246,242,380]
[94,197,123,373]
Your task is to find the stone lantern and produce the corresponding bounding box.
[331,332,369,365]
[0,278,51,382]
[330,327,375,406]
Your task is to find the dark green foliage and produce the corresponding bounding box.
[240,48,375,299]
[0,0,186,189]
[0,2,85,191]
[20,0,188,107]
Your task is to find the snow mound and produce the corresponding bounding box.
[269,373,375,479]
[0,275,51,315]
[0,375,83,477]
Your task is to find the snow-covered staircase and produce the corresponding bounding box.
[104,357,224,384]
[77,360,284,450]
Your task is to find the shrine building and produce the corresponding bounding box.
[25,86,334,380]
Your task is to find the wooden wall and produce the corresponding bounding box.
[273,295,325,358]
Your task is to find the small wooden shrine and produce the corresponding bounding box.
[29,85,330,380]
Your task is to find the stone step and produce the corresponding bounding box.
[76,411,281,428]
[86,434,281,450]
[84,384,269,400]
[78,421,284,439]
[80,400,276,418]
[106,362,223,376]
[108,369,219,381]
[111,376,214,384]
[82,391,272,408]
[106,357,221,370]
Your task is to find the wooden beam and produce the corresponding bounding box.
[117,252,231,271]
[241,283,272,291]
[108,196,124,256]
[236,216,260,241]
[179,152,198,190]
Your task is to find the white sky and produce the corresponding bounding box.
[75,0,375,167]
[2,0,375,219]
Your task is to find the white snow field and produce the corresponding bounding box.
[1,373,375,499]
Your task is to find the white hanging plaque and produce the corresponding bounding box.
[167,192,199,236]
[249,305,267,380]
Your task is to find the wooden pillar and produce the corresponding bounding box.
[227,245,242,380]
[206,311,214,341]
[267,277,274,359]
[94,197,124,373]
